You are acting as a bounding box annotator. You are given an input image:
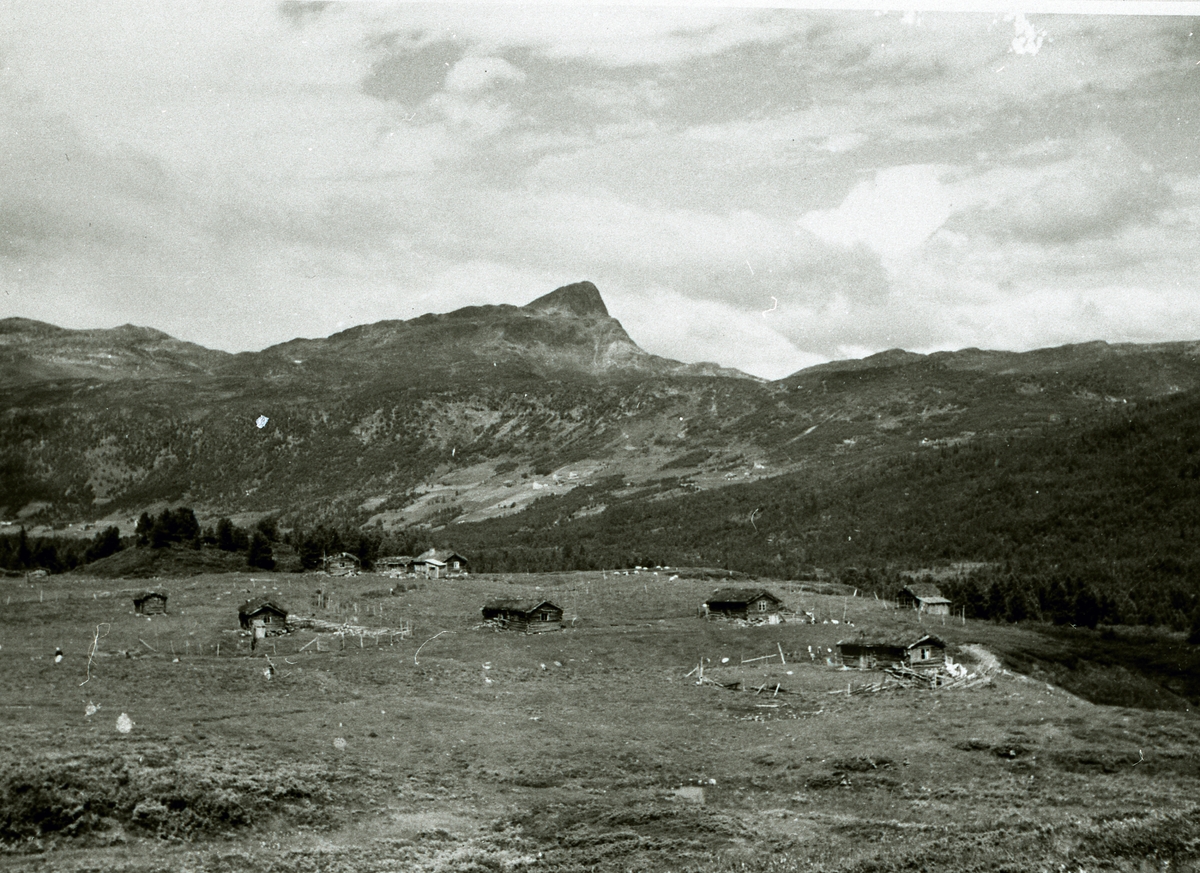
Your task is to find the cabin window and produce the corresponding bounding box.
[541,612,551,621]
[757,600,768,612]
[920,647,929,659]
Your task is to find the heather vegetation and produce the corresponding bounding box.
[2,570,1198,871]
[448,391,1200,635]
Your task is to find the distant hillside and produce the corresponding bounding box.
[5,278,1200,625]
[214,281,753,390]
[0,317,230,387]
[447,388,1200,628]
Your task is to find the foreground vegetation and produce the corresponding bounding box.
[1,570,1198,871]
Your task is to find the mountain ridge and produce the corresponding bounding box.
[5,281,1200,542]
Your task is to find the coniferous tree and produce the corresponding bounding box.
[135,513,154,547]
[1073,586,1102,629]
[255,516,279,543]
[84,526,123,563]
[16,527,31,569]
[247,531,275,570]
[216,518,238,552]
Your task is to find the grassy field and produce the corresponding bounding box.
[2,569,1199,872]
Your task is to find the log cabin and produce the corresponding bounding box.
[133,591,168,615]
[415,548,469,575]
[376,555,414,575]
[322,552,360,577]
[702,588,783,621]
[480,599,564,633]
[897,582,952,615]
[838,634,947,671]
[238,597,289,633]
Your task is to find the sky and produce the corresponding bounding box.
[2,2,1199,379]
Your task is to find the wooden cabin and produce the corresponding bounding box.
[897,582,952,615]
[905,634,947,670]
[415,548,468,575]
[838,634,947,671]
[480,599,564,633]
[376,555,414,576]
[837,638,907,670]
[133,591,168,615]
[413,556,446,578]
[323,552,360,576]
[702,588,783,621]
[238,598,289,633]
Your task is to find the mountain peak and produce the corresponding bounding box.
[524,281,609,318]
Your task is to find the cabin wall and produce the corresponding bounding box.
[746,597,779,616]
[924,603,951,616]
[906,646,946,669]
[839,646,905,670]
[525,618,562,633]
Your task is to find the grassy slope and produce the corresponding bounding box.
[1,570,1198,871]
[81,544,253,578]
[451,390,1200,593]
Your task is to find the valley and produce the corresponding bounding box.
[2,568,1198,872]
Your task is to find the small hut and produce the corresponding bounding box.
[238,597,289,633]
[415,548,468,576]
[837,637,907,670]
[838,634,947,671]
[323,552,360,576]
[702,588,783,621]
[133,590,168,615]
[376,555,414,576]
[897,582,952,615]
[480,599,564,633]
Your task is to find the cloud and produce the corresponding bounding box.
[444,56,525,92]
[948,133,1173,244]
[799,165,955,260]
[2,5,1199,384]
[607,285,826,380]
[363,37,464,104]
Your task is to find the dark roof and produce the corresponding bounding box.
[705,587,782,606]
[901,582,948,600]
[417,548,468,563]
[907,634,946,649]
[133,590,168,603]
[838,634,946,650]
[837,637,906,649]
[481,598,561,614]
[238,597,288,617]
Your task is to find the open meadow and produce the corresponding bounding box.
[2,569,1198,872]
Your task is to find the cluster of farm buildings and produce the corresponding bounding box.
[131,555,956,671]
[323,547,468,578]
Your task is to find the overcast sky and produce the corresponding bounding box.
[2,3,1199,378]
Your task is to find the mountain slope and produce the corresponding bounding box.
[0,318,230,387]
[4,282,1200,553]
[447,387,1200,627]
[219,281,754,389]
